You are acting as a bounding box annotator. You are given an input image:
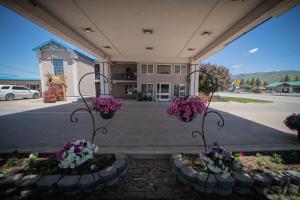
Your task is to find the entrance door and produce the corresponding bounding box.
[156,83,170,101]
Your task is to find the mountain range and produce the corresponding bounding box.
[232,70,300,83]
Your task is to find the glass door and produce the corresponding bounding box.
[156,83,170,101]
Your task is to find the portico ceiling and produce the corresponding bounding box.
[1,0,299,63]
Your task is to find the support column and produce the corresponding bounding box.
[72,58,79,97]
[98,59,111,97]
[189,63,200,96]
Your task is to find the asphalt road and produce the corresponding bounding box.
[0,98,299,153]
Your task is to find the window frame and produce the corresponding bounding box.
[173,84,186,98]
[141,83,154,95]
[125,84,137,95]
[140,64,154,75]
[52,58,64,75]
[156,64,172,75]
[174,64,187,75]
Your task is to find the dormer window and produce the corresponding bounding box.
[52,58,64,75]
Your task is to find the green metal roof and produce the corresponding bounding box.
[267,81,300,87]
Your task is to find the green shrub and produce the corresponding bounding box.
[272,153,284,164]
[6,156,18,167]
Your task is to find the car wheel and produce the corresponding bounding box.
[5,93,15,101]
[33,93,39,99]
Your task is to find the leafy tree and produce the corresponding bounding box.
[197,63,231,95]
[256,78,262,87]
[294,76,300,81]
[246,79,250,85]
[240,78,245,85]
[263,80,268,87]
[283,74,291,82]
[250,77,256,88]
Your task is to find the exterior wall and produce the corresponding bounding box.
[112,83,136,98]
[39,50,75,97]
[77,54,95,97]
[137,63,189,100]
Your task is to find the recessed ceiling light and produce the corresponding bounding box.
[187,48,195,51]
[82,27,94,33]
[145,47,153,50]
[143,29,153,34]
[103,46,111,49]
[200,31,212,36]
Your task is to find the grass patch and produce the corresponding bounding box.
[222,96,272,103]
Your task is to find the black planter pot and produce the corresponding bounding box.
[99,110,115,119]
[298,130,300,140]
[180,112,195,122]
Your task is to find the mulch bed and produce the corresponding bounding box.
[0,153,115,175]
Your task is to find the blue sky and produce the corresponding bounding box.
[0,4,300,79]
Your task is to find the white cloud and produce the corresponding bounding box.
[232,65,240,70]
[248,48,258,53]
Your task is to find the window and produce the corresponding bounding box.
[12,86,28,90]
[156,64,171,74]
[52,58,64,75]
[141,64,154,74]
[174,64,187,75]
[1,86,10,90]
[141,83,154,95]
[125,84,137,95]
[174,84,186,97]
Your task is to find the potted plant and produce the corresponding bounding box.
[284,113,300,139]
[166,96,206,122]
[92,97,122,119]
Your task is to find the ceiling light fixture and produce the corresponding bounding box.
[103,46,111,49]
[82,27,94,33]
[200,31,212,36]
[145,47,154,50]
[187,48,195,51]
[143,29,153,34]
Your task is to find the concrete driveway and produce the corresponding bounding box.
[0,99,299,153]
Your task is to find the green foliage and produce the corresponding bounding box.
[222,96,272,103]
[283,74,291,82]
[240,78,245,85]
[294,76,300,81]
[256,78,262,87]
[250,77,256,87]
[263,80,269,86]
[197,63,231,95]
[295,167,300,173]
[256,153,267,169]
[6,156,18,167]
[271,153,284,164]
[24,152,38,172]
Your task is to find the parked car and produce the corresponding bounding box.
[0,85,40,101]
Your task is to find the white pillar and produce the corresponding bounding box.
[38,57,46,95]
[189,64,200,96]
[72,58,79,97]
[98,59,111,97]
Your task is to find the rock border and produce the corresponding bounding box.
[0,153,128,198]
[170,153,300,197]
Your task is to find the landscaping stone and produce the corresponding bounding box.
[19,189,36,200]
[0,187,18,198]
[99,165,117,182]
[57,175,80,192]
[234,185,252,195]
[284,170,300,185]
[214,187,233,196]
[113,158,126,173]
[233,172,254,188]
[192,183,214,194]
[115,153,128,161]
[0,173,24,188]
[268,171,290,186]
[171,153,182,161]
[79,174,95,190]
[180,166,197,182]
[36,175,61,191]
[15,174,41,188]
[251,172,272,187]
[270,185,285,194]
[92,172,103,185]
[215,174,235,189]
[105,176,120,186]
[173,158,187,172]
[253,186,270,195]
[288,184,299,194]
[196,172,217,188]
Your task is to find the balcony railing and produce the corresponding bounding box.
[111,73,137,81]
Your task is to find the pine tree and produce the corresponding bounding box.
[256,78,262,87]
[246,79,250,85]
[263,80,268,87]
[294,76,300,81]
[250,77,256,87]
[283,74,291,82]
[240,78,245,85]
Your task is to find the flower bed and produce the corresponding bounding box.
[171,150,300,197]
[0,153,128,198]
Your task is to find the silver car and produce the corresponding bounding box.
[0,85,40,101]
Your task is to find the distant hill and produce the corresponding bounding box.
[232,70,300,83]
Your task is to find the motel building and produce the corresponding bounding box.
[2,0,299,102]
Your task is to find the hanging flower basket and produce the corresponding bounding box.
[91,97,122,120]
[167,96,206,122]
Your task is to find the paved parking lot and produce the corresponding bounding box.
[0,97,299,153]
